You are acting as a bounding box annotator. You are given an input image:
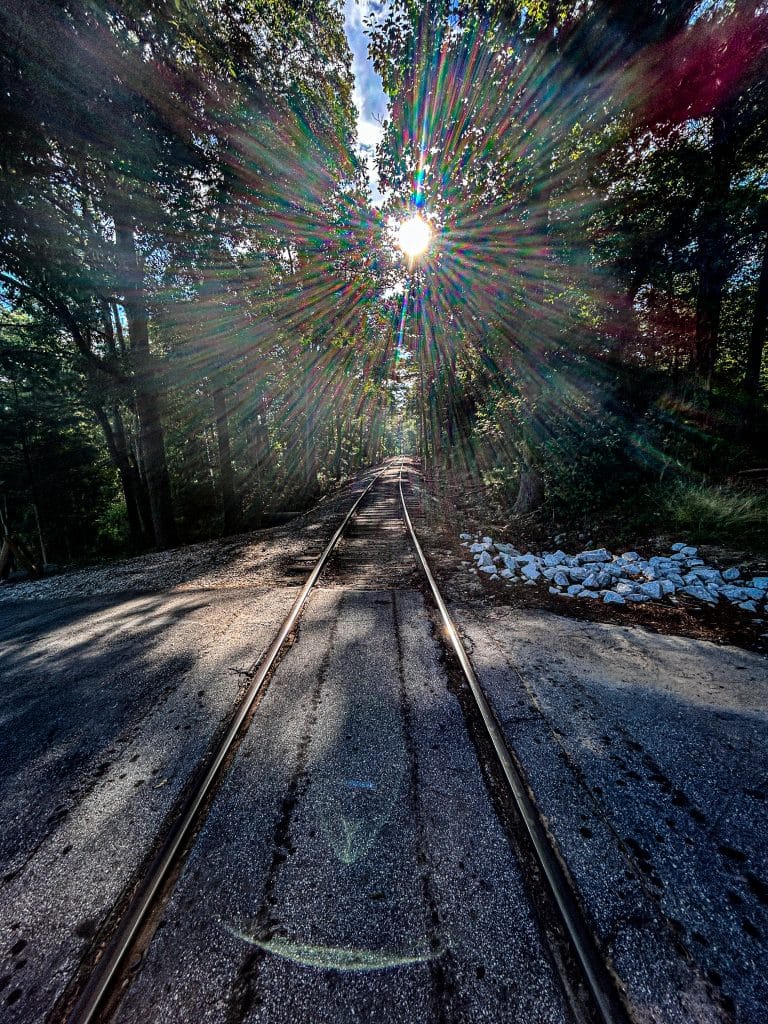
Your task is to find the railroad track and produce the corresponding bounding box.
[54,460,632,1024]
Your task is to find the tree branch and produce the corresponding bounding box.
[0,271,130,383]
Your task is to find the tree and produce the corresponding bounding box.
[0,0,377,552]
[369,0,768,516]
[746,203,768,395]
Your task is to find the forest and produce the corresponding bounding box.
[1,0,767,571]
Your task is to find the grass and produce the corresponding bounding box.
[646,480,768,552]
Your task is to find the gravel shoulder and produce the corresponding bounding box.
[0,470,379,605]
[413,473,768,656]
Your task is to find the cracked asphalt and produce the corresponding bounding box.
[0,474,377,1020]
[0,586,299,1020]
[110,466,574,1024]
[112,586,571,1024]
[456,607,768,1024]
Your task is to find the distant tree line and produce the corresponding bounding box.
[2,1,767,567]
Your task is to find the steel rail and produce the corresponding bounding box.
[67,469,384,1024]
[398,463,630,1024]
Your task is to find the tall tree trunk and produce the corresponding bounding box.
[334,409,343,478]
[97,307,149,544]
[93,404,147,548]
[371,410,381,465]
[103,301,117,355]
[514,443,545,514]
[244,393,271,520]
[414,280,431,470]
[745,225,768,395]
[19,436,47,566]
[417,343,429,469]
[212,385,240,534]
[694,112,732,387]
[115,215,177,548]
[31,504,47,568]
[128,408,153,537]
[13,383,48,565]
[113,404,151,538]
[303,394,319,498]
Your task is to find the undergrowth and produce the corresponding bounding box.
[640,480,768,552]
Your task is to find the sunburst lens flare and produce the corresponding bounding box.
[396,215,431,261]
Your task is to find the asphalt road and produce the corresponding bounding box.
[112,587,572,1024]
[0,472,377,1020]
[1,464,766,1023]
[459,607,768,1024]
[0,586,298,1020]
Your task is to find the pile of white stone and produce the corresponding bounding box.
[460,533,768,614]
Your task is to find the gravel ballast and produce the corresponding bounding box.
[461,533,768,617]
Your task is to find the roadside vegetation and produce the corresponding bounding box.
[1,0,767,573]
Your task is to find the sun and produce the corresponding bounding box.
[395,215,431,260]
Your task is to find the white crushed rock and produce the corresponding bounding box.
[458,533,768,615]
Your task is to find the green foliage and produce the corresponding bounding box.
[94,499,133,556]
[0,314,124,563]
[644,480,768,551]
[2,0,768,565]
[0,0,399,561]
[368,0,768,530]
[538,413,644,515]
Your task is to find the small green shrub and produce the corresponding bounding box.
[94,500,132,557]
[539,415,644,514]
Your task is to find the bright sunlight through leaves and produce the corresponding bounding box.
[395,215,431,261]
